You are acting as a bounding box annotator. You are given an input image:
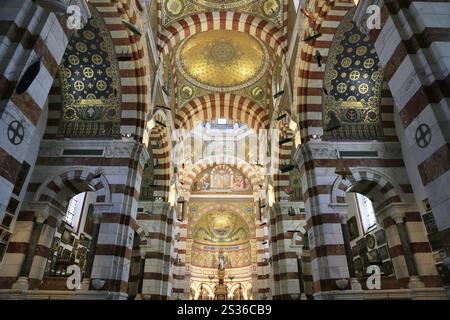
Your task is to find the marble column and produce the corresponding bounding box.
[379,203,425,288]
[28,212,64,289]
[391,211,425,289]
[11,206,51,290]
[330,203,361,290]
[296,253,307,300]
[135,244,151,299]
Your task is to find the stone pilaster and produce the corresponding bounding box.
[81,203,113,290]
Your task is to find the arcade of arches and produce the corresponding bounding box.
[0,0,449,300]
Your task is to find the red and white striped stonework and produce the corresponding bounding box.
[175,93,271,132]
[149,112,172,200]
[0,0,448,300]
[0,0,153,297]
[269,202,307,299]
[290,0,449,298]
[272,115,295,201]
[157,11,288,60]
[136,203,175,299]
[81,0,150,141]
[0,0,71,233]
[369,0,450,249]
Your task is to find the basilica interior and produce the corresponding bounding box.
[0,0,449,300]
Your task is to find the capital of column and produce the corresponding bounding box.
[377,202,414,224]
[328,203,350,222]
[139,244,152,259]
[91,203,114,223]
[22,201,65,223]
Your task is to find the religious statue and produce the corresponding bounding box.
[218,250,225,270]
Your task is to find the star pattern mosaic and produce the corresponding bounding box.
[58,5,121,138]
[324,8,384,140]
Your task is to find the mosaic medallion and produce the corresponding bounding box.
[261,0,280,18]
[165,0,184,17]
[180,84,194,100]
[251,86,264,100]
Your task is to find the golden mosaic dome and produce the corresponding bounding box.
[176,30,268,91]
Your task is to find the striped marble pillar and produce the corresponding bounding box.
[370,0,450,252]
[403,212,442,288]
[81,204,110,289]
[140,203,173,300]
[9,202,62,289]
[378,205,413,287]
[378,203,425,288]
[330,203,362,290]
[294,144,352,299]
[0,0,75,221]
[27,203,63,289]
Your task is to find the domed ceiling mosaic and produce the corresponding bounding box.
[323,8,384,140]
[176,30,268,92]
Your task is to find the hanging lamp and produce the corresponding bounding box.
[121,19,142,36]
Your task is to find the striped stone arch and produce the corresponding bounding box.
[181,155,264,194]
[148,111,172,200]
[331,168,405,211]
[157,11,287,59]
[175,93,270,132]
[44,0,152,140]
[295,0,351,142]
[294,0,399,143]
[90,0,150,140]
[34,167,111,212]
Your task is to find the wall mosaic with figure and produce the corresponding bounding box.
[57,5,121,138]
[191,165,252,194]
[323,8,384,140]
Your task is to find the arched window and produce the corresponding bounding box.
[65,192,86,229]
[355,193,377,233]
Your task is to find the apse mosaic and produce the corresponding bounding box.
[162,0,283,27]
[176,30,269,92]
[191,211,252,268]
[191,165,252,194]
[191,242,252,268]
[323,8,384,140]
[57,6,121,138]
[192,211,250,244]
